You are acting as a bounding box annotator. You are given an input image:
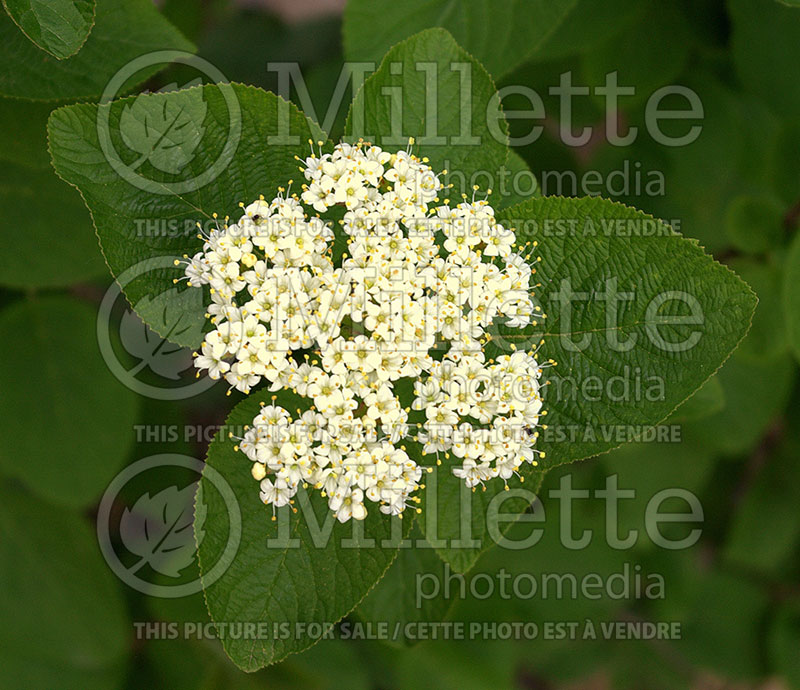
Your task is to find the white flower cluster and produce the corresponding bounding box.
[181,140,547,522]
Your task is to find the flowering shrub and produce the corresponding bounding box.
[183,142,547,521]
[26,0,782,680]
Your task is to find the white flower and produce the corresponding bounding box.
[194,341,230,379]
[259,477,294,508]
[184,141,545,521]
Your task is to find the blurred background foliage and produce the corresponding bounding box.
[0,0,799,688]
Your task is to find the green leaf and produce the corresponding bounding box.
[0,484,129,690]
[343,0,577,79]
[2,0,95,59]
[0,160,106,288]
[0,296,139,507]
[497,196,757,468]
[0,0,193,100]
[416,440,545,573]
[48,83,319,348]
[356,523,454,644]
[345,28,508,199]
[416,195,755,573]
[730,0,800,119]
[784,229,800,364]
[197,392,409,671]
[119,85,207,175]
